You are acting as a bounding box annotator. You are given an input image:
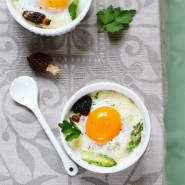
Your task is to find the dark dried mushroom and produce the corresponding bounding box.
[23,11,51,25]
[27,53,60,76]
[72,95,92,116]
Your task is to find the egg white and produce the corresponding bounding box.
[67,90,144,164]
[12,0,80,29]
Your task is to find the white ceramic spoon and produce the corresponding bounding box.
[10,76,78,176]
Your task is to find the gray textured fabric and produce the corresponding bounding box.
[0,0,165,184]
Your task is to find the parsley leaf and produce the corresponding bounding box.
[68,0,79,20]
[66,132,81,142]
[105,21,124,33]
[58,118,82,142]
[96,5,115,25]
[96,5,136,33]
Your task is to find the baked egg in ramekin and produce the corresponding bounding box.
[59,82,151,173]
[5,0,92,36]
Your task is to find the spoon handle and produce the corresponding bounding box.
[32,107,78,176]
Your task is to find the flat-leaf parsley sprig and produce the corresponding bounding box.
[58,118,82,142]
[68,0,79,20]
[96,5,136,33]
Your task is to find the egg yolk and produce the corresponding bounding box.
[86,107,122,144]
[37,0,69,10]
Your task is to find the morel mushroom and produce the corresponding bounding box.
[72,95,92,116]
[23,11,51,25]
[27,53,60,76]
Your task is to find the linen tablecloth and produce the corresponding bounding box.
[0,0,166,184]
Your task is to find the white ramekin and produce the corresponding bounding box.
[60,82,151,174]
[5,0,92,36]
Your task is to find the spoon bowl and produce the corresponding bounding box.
[10,76,38,109]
